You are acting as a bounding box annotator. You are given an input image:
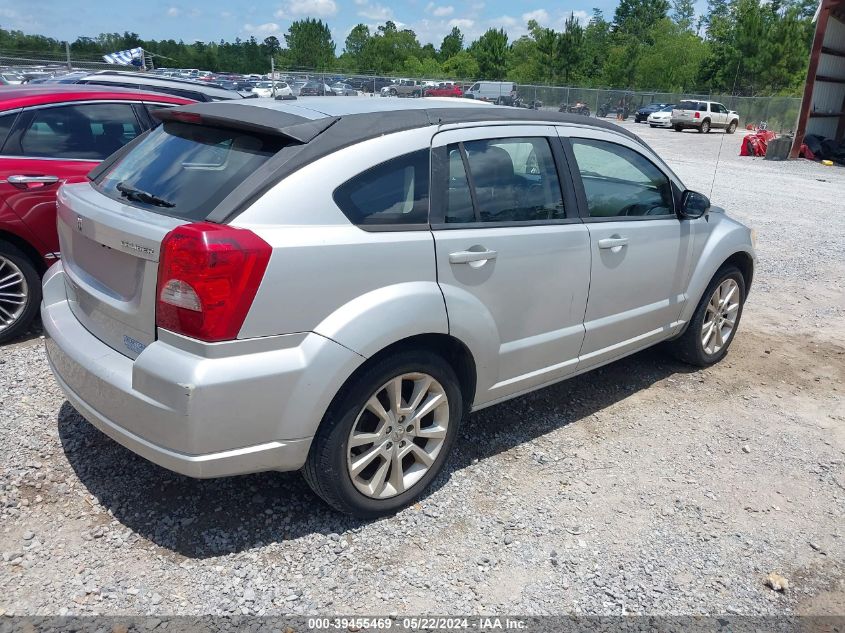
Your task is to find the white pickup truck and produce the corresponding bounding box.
[672,100,739,134]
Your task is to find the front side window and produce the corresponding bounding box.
[445,137,565,224]
[570,139,674,218]
[18,103,141,161]
[334,149,430,227]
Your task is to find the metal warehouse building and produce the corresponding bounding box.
[791,0,845,156]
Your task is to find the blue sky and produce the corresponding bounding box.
[0,0,614,50]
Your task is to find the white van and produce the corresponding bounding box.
[465,81,518,105]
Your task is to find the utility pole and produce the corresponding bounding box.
[270,55,276,98]
[65,41,72,71]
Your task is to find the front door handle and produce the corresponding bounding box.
[597,237,629,250]
[449,249,498,264]
[7,175,60,190]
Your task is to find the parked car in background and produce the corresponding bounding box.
[464,81,518,105]
[355,77,393,93]
[42,97,755,518]
[299,81,334,96]
[634,102,671,123]
[424,83,463,98]
[0,85,193,342]
[647,105,675,128]
[75,71,246,102]
[672,100,739,134]
[289,81,308,96]
[1,73,24,85]
[251,81,292,98]
[331,82,358,96]
[386,80,425,97]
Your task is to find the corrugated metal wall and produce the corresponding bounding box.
[807,13,845,138]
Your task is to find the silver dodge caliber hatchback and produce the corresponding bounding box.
[43,97,756,517]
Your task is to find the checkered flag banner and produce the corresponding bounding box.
[102,47,143,65]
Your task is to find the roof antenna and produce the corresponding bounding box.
[709,129,726,200]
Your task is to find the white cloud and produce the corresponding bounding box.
[166,7,181,16]
[220,10,232,18]
[426,3,455,17]
[448,18,474,28]
[243,22,282,35]
[275,0,338,17]
[470,1,485,9]
[521,9,549,23]
[356,2,392,20]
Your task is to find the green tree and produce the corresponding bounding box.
[671,0,696,30]
[471,28,509,80]
[635,19,706,89]
[528,19,557,84]
[613,0,670,39]
[558,12,585,84]
[283,18,336,69]
[442,50,479,78]
[439,26,464,61]
[580,9,611,86]
[506,36,540,83]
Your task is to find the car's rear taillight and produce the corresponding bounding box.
[156,222,271,342]
[694,112,700,119]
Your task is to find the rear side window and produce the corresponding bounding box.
[95,121,285,220]
[333,150,430,227]
[446,137,565,224]
[18,103,141,160]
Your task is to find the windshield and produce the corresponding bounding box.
[95,122,286,220]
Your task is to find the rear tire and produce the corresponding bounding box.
[303,350,463,518]
[674,125,683,132]
[666,265,746,367]
[726,120,737,134]
[699,119,711,133]
[0,239,41,344]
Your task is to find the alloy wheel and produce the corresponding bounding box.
[701,278,740,355]
[346,372,450,499]
[0,254,28,335]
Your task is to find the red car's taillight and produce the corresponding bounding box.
[156,222,272,342]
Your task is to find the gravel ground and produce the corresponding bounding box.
[1,121,843,617]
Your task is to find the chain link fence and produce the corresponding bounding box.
[0,53,801,133]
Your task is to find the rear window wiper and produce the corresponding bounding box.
[116,182,175,208]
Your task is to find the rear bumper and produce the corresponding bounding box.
[42,262,363,478]
[671,118,699,127]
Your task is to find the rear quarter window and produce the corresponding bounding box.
[0,111,19,150]
[333,150,430,228]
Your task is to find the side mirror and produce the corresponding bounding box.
[680,190,710,219]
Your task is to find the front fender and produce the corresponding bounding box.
[679,214,755,325]
[313,281,449,359]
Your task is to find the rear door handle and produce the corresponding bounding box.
[449,249,498,264]
[597,237,629,249]
[7,175,60,190]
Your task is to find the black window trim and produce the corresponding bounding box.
[562,136,678,223]
[429,133,582,229]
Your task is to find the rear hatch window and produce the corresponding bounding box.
[677,101,701,111]
[94,121,286,220]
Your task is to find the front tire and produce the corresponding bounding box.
[303,350,463,517]
[0,240,41,344]
[666,265,746,367]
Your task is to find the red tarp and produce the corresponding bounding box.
[740,130,777,157]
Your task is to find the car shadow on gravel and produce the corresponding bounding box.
[57,346,696,559]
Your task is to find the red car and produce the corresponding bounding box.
[0,85,193,342]
[424,83,464,98]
